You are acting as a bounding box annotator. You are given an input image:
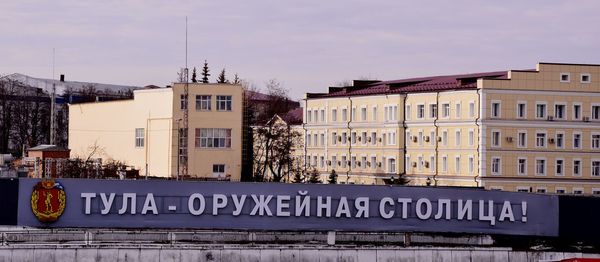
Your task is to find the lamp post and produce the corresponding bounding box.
[426,177,432,187]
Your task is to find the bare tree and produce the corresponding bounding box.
[252,116,302,182]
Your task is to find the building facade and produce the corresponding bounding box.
[303,62,600,195]
[69,83,243,180]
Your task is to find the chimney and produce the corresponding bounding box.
[60,74,65,82]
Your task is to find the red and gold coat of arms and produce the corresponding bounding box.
[30,180,66,223]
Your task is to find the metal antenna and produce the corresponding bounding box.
[50,48,56,145]
[179,16,189,180]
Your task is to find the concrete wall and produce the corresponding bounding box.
[1,246,599,262]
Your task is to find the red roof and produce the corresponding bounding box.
[309,71,508,98]
[281,107,303,125]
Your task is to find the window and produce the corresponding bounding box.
[361,156,367,169]
[491,157,500,175]
[196,95,211,111]
[313,134,318,146]
[180,94,188,110]
[556,159,564,176]
[593,189,600,196]
[320,156,325,168]
[560,73,570,83]
[405,156,411,172]
[332,156,337,169]
[405,105,411,120]
[442,156,448,173]
[468,156,474,174]
[332,132,337,145]
[332,109,337,122]
[361,132,367,145]
[135,128,145,148]
[417,104,425,119]
[469,102,475,118]
[388,131,396,145]
[372,106,378,121]
[320,133,325,146]
[593,134,600,149]
[593,161,600,177]
[341,132,347,145]
[518,132,527,148]
[441,103,450,118]
[455,103,461,118]
[556,188,566,194]
[556,132,564,148]
[418,131,423,146]
[196,128,232,148]
[307,110,312,122]
[573,133,582,149]
[361,107,367,121]
[573,159,581,176]
[536,159,546,176]
[216,95,232,111]
[371,132,377,145]
[518,158,527,175]
[554,104,566,119]
[385,105,398,121]
[517,187,530,193]
[431,156,436,172]
[342,108,348,122]
[517,102,526,118]
[417,156,423,171]
[431,131,436,146]
[351,132,357,144]
[314,110,319,123]
[455,156,461,173]
[341,156,347,168]
[593,105,600,120]
[491,102,500,118]
[306,134,311,146]
[351,108,356,121]
[430,104,438,118]
[389,158,396,173]
[371,156,376,170]
[313,156,317,167]
[468,130,474,146]
[536,188,547,194]
[536,103,546,119]
[213,164,225,177]
[573,189,584,195]
[573,104,581,120]
[536,132,546,147]
[491,130,500,147]
[455,130,461,146]
[581,73,591,83]
[320,109,325,122]
[442,131,448,146]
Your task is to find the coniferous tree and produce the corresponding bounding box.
[307,167,321,184]
[292,169,303,183]
[201,60,210,83]
[328,169,337,184]
[216,68,227,83]
[233,73,240,84]
[191,67,197,83]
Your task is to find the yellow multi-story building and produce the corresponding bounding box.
[303,62,600,195]
[69,83,243,180]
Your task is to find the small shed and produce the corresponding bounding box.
[26,145,70,178]
[28,145,70,159]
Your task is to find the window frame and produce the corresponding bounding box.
[216,95,232,111]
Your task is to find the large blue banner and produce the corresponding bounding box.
[17,179,559,236]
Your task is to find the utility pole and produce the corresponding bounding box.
[179,17,189,180]
[50,48,56,145]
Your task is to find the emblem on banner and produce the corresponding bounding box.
[30,180,66,223]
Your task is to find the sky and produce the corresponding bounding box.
[1,0,600,100]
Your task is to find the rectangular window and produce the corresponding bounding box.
[320,109,325,123]
[332,156,337,169]
[212,164,225,177]
[314,110,319,123]
[518,158,526,175]
[455,130,461,146]
[536,188,547,194]
[593,161,600,177]
[556,159,564,176]
[342,132,347,145]
[455,103,461,118]
[388,131,396,145]
[536,103,547,119]
[491,157,500,175]
[468,156,474,174]
[351,132,357,144]
[491,102,500,118]
[320,133,325,146]
[593,134,600,149]
[307,110,312,122]
[468,130,474,146]
[581,73,591,83]
[405,105,411,120]
[573,104,581,120]
[442,131,448,146]
[554,104,565,119]
[417,104,425,119]
[492,131,500,147]
[371,156,377,170]
[417,156,423,171]
[361,156,367,169]
[556,188,566,194]
[180,94,188,110]
[573,133,582,149]
[431,131,436,146]
[332,109,337,122]
[372,106,377,121]
[313,134,318,146]
[442,156,448,173]
[351,108,356,121]
[361,132,367,145]
[593,106,600,120]
[573,159,581,176]
[196,95,211,111]
[431,156,436,172]
[306,134,311,146]
[418,131,423,146]
[196,128,232,148]
[442,103,450,118]
[469,102,475,118]
[341,156,347,168]
[332,132,337,145]
[573,189,584,195]
[361,107,367,121]
[536,159,546,176]
[518,132,527,148]
[556,133,564,148]
[320,156,325,168]
[135,128,145,148]
[536,132,546,147]
[389,158,396,173]
[455,156,461,173]
[216,95,232,111]
[517,102,526,118]
[342,108,348,122]
[430,104,438,118]
[560,73,570,82]
[371,132,377,145]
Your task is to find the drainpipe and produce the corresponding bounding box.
[433,91,440,186]
[346,96,353,183]
[474,88,481,187]
[302,97,308,176]
[401,93,408,182]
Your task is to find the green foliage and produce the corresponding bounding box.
[201,60,210,83]
[216,68,227,84]
[307,167,321,184]
[327,169,337,184]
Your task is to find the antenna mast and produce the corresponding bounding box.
[50,48,56,145]
[179,17,189,180]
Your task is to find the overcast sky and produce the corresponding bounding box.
[1,0,599,99]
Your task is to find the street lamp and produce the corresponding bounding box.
[426,177,432,186]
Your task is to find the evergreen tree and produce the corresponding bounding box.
[201,60,210,83]
[327,169,337,184]
[216,68,227,83]
[191,67,197,83]
[233,73,240,84]
[292,169,303,183]
[307,167,321,184]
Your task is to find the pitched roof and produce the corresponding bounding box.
[28,144,70,152]
[1,73,140,96]
[280,107,303,125]
[308,71,508,98]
